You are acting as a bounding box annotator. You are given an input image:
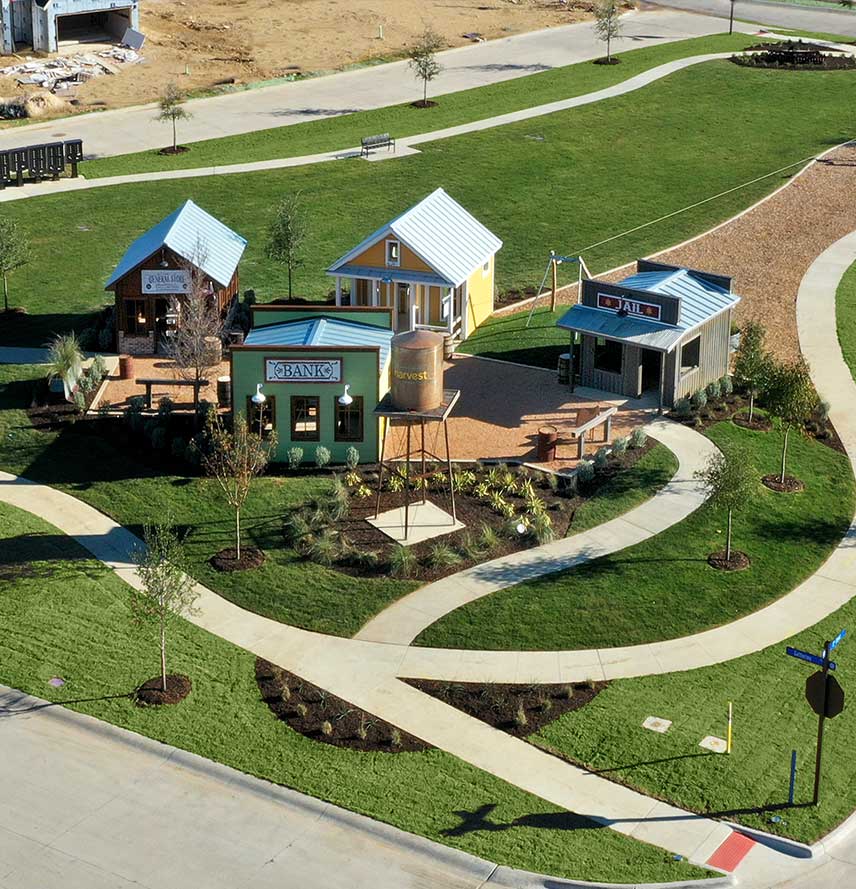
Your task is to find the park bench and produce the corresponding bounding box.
[136,377,209,410]
[561,405,618,459]
[360,133,395,157]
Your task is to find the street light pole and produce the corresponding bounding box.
[251,382,266,439]
[729,0,735,35]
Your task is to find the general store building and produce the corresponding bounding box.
[557,260,740,409]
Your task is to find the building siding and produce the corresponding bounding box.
[465,257,494,334]
[350,239,434,274]
[673,309,732,404]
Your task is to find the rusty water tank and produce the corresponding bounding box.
[390,328,443,412]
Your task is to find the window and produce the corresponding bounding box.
[354,278,373,306]
[593,337,623,375]
[680,335,701,376]
[386,240,400,267]
[125,298,147,336]
[246,396,276,440]
[290,396,320,441]
[334,396,364,442]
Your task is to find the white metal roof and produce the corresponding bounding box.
[327,188,502,288]
[105,200,248,290]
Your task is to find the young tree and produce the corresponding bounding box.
[203,411,277,560]
[0,217,30,313]
[166,259,224,418]
[131,523,198,693]
[733,320,772,423]
[45,331,83,401]
[695,448,756,562]
[267,193,308,300]
[765,358,816,484]
[593,0,623,63]
[408,28,443,107]
[156,82,192,153]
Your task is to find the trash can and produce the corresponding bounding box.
[537,424,558,462]
[118,354,134,380]
[217,376,232,408]
[557,352,571,386]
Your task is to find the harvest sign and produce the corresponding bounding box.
[597,293,662,321]
[265,358,342,383]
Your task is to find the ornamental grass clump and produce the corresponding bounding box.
[428,542,462,569]
[478,522,499,552]
[529,512,555,545]
[458,532,486,561]
[389,544,417,578]
[629,427,648,449]
[305,529,340,567]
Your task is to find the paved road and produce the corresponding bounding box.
[0,9,753,158]
[651,0,856,36]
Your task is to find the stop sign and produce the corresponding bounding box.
[806,671,845,719]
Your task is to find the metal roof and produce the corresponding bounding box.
[105,200,248,290]
[618,268,739,332]
[327,264,450,288]
[327,188,502,288]
[557,305,684,352]
[245,316,395,369]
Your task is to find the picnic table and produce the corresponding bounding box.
[136,377,209,409]
[560,405,618,459]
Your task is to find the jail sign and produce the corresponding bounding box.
[265,358,342,383]
[597,293,662,321]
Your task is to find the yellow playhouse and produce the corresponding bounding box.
[326,188,503,343]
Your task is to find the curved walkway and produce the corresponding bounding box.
[357,418,715,645]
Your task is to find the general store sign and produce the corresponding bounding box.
[597,293,662,321]
[142,269,191,294]
[265,358,342,383]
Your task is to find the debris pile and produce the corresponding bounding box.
[0,47,143,93]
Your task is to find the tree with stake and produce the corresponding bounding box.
[267,193,307,300]
[593,0,623,64]
[156,82,192,154]
[0,217,29,314]
[203,411,277,563]
[695,447,756,566]
[733,320,773,424]
[131,523,198,698]
[408,28,443,107]
[765,358,815,487]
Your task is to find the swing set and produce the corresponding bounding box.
[525,250,593,328]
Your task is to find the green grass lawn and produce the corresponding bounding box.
[836,260,856,380]
[534,577,856,845]
[3,61,856,348]
[458,306,570,368]
[83,34,757,179]
[416,421,854,650]
[0,500,709,883]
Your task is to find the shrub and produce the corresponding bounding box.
[720,375,733,397]
[674,397,692,418]
[321,720,333,737]
[355,484,373,499]
[157,396,174,416]
[306,530,340,567]
[430,470,448,491]
[488,491,508,515]
[453,469,477,491]
[691,389,707,410]
[184,440,202,468]
[389,544,417,578]
[486,465,503,488]
[296,703,308,718]
[816,400,831,424]
[97,326,114,352]
[544,472,560,493]
[72,390,86,414]
[150,426,168,451]
[428,542,462,569]
[458,532,485,561]
[77,327,97,350]
[612,435,629,455]
[473,481,491,500]
[283,512,312,546]
[387,471,405,493]
[287,447,304,470]
[706,381,720,401]
[525,494,547,517]
[314,445,331,469]
[576,460,595,485]
[128,395,146,413]
[330,474,350,520]
[518,479,537,501]
[514,705,528,728]
[345,446,360,470]
[593,447,609,471]
[630,427,648,449]
[478,522,499,552]
[92,354,108,381]
[529,512,555,544]
[344,470,361,486]
[499,500,516,519]
[390,728,402,748]
[170,436,187,460]
[78,373,94,395]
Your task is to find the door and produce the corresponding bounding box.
[396,283,411,331]
[640,349,661,395]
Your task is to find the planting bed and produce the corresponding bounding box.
[210,546,266,572]
[135,674,192,706]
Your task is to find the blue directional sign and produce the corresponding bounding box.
[786,647,836,670]
[830,630,847,652]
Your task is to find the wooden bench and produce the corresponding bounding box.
[361,133,395,157]
[136,378,209,410]
[561,405,618,459]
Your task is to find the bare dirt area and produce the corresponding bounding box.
[4,0,587,117]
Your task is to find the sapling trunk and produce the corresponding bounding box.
[2,272,7,312]
[726,509,733,563]
[749,390,755,423]
[288,265,293,299]
[160,614,167,692]
[780,425,790,484]
[235,508,241,560]
[423,77,428,105]
[173,116,177,152]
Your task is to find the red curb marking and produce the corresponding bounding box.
[707,831,756,872]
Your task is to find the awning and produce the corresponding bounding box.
[326,264,451,288]
[557,305,683,353]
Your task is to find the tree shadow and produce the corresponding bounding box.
[440,802,600,837]
[0,310,102,348]
[0,691,133,717]
[0,532,94,572]
[591,751,712,775]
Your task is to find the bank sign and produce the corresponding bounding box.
[265,358,342,383]
[142,269,191,294]
[597,293,662,321]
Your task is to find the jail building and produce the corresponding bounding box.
[557,260,740,409]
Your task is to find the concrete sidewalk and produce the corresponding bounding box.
[0,10,751,158]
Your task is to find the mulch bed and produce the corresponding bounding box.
[732,412,772,432]
[593,57,621,65]
[210,546,266,572]
[762,473,805,494]
[158,145,191,155]
[707,549,750,572]
[256,658,429,752]
[135,674,192,706]
[410,99,438,108]
[406,679,606,738]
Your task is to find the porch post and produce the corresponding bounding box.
[372,279,379,307]
[335,277,342,306]
[568,333,575,391]
[447,287,454,335]
[658,351,666,415]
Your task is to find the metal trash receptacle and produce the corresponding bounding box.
[537,424,558,462]
[118,355,134,380]
[217,376,232,408]
[557,352,571,385]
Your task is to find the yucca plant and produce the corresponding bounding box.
[488,491,507,514]
[453,468,477,491]
[431,470,448,490]
[389,544,417,578]
[486,465,503,488]
[45,332,83,400]
[355,484,373,499]
[386,471,406,493]
[525,495,547,516]
[518,479,537,502]
[344,470,361,487]
[473,481,492,500]
[499,500,515,519]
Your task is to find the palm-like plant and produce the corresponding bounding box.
[45,332,83,401]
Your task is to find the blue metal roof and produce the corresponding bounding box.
[105,200,248,290]
[329,264,450,288]
[618,268,738,332]
[557,305,684,352]
[327,188,502,287]
[245,317,395,369]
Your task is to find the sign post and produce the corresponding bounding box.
[788,750,797,806]
[727,701,733,754]
[813,640,831,806]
